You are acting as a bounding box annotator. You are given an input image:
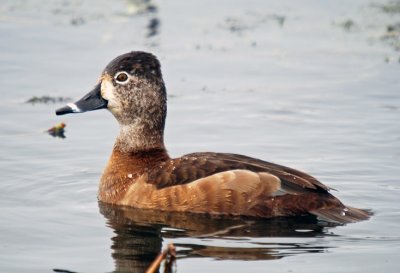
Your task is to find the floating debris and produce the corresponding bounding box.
[336,19,358,32]
[382,22,400,51]
[47,122,66,138]
[147,17,160,37]
[221,13,287,35]
[53,269,78,273]
[26,96,72,105]
[146,243,176,273]
[379,1,400,14]
[70,17,85,26]
[126,0,158,15]
[270,14,286,27]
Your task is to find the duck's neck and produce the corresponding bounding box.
[114,119,166,154]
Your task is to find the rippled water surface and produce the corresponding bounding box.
[1,1,400,272]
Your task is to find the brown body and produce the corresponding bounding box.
[56,51,370,224]
[99,149,369,223]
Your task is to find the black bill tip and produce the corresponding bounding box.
[55,103,81,115]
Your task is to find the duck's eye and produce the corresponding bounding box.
[115,72,129,84]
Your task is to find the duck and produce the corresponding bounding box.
[56,51,370,224]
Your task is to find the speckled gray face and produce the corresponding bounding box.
[56,51,167,136]
[98,52,166,125]
[55,51,165,119]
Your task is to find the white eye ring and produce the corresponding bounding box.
[114,71,130,84]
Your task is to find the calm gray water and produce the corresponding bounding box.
[1,1,400,272]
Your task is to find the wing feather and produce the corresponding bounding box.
[147,152,329,193]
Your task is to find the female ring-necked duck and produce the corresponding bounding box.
[56,51,370,224]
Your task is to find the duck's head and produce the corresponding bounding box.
[56,51,167,130]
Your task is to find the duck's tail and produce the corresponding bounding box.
[310,206,372,224]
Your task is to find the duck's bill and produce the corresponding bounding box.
[56,83,108,115]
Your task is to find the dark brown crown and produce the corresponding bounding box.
[104,51,162,80]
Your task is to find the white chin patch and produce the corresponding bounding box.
[67,103,81,113]
[101,79,116,102]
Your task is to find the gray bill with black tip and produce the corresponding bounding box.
[55,83,107,115]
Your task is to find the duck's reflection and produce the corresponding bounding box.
[99,202,339,273]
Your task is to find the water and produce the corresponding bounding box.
[1,0,399,272]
